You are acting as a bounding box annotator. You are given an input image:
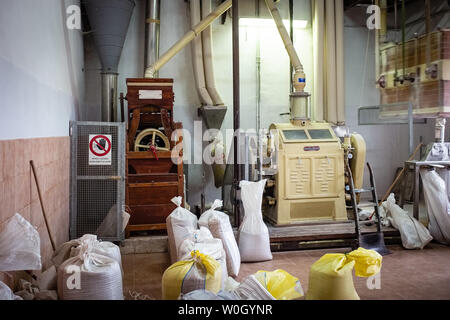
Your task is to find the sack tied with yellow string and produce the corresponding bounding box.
[306,248,382,300]
[162,250,222,300]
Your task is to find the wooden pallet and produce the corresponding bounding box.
[268,222,400,251]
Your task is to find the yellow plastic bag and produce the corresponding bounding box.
[162,251,222,300]
[346,247,382,277]
[254,269,304,300]
[306,248,382,300]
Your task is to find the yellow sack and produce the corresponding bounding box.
[306,248,382,300]
[254,269,304,300]
[162,251,222,300]
[346,247,382,277]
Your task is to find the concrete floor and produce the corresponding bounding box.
[122,243,450,300]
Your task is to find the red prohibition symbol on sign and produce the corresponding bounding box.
[89,135,112,157]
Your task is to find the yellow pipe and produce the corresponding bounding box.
[313,0,325,121]
[335,0,345,125]
[145,0,232,78]
[202,0,224,106]
[325,0,337,124]
[190,0,214,105]
[264,0,306,92]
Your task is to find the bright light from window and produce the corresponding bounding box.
[239,18,308,29]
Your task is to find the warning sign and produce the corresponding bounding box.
[89,135,112,165]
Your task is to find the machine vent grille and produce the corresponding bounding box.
[314,157,337,195]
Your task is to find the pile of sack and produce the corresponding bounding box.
[178,247,383,301]
[163,180,273,300]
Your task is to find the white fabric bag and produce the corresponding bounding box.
[199,200,241,277]
[238,180,273,262]
[166,197,198,263]
[421,169,450,245]
[179,237,228,289]
[69,235,123,271]
[57,242,123,300]
[53,234,122,271]
[0,281,22,300]
[384,194,433,249]
[233,275,275,300]
[0,213,41,272]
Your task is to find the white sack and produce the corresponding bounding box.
[179,238,228,289]
[166,197,199,263]
[384,194,433,249]
[199,200,241,277]
[0,281,22,300]
[233,275,275,300]
[69,235,122,271]
[238,180,273,262]
[95,205,130,238]
[0,213,41,272]
[57,242,123,300]
[53,234,122,271]
[421,169,450,245]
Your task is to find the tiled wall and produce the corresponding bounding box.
[0,137,70,271]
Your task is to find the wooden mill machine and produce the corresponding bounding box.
[124,78,184,236]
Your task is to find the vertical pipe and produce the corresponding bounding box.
[375,0,380,83]
[425,0,431,67]
[145,0,161,77]
[256,0,261,135]
[202,0,224,105]
[101,73,118,122]
[232,0,241,226]
[325,0,337,124]
[313,0,324,121]
[289,0,294,93]
[335,0,345,125]
[190,0,214,105]
[401,0,406,78]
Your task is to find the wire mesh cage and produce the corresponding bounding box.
[70,121,126,242]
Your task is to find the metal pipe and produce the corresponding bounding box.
[264,0,305,93]
[101,73,118,122]
[313,0,325,121]
[256,0,261,135]
[202,0,224,106]
[232,0,241,226]
[190,0,214,105]
[289,0,294,93]
[335,0,345,125]
[145,0,161,77]
[145,0,232,78]
[325,0,337,124]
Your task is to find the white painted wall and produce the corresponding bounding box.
[0,0,85,139]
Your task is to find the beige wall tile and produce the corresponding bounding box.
[1,177,15,224]
[0,141,4,183]
[2,140,15,180]
[0,136,70,271]
[14,173,30,212]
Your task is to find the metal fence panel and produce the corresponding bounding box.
[70,121,125,242]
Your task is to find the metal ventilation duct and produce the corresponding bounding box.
[85,0,135,121]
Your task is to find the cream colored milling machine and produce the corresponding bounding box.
[261,0,367,226]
